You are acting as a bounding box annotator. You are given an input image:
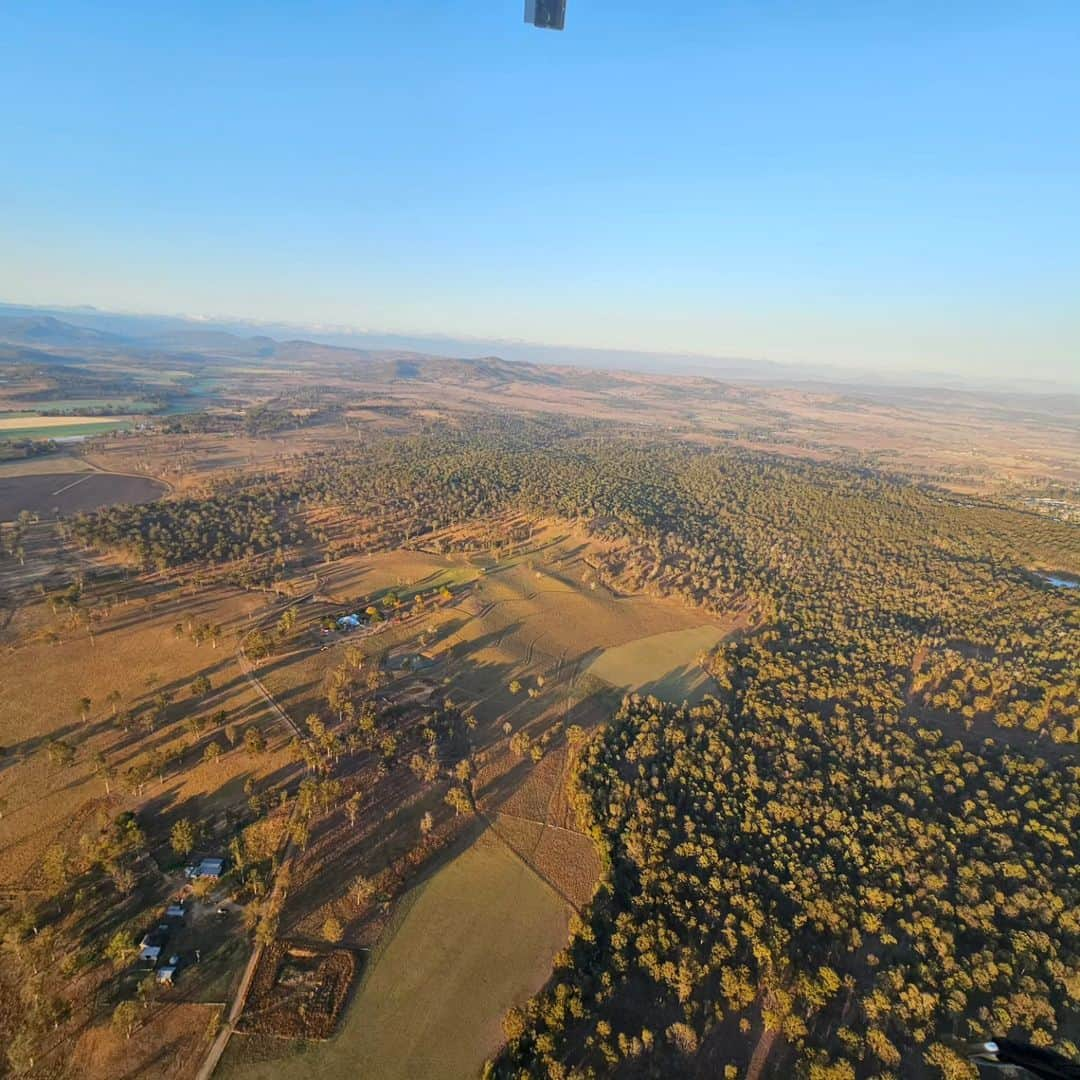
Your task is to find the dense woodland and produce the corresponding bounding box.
[492,694,1079,1078]
[68,490,301,569]
[67,416,1080,1076]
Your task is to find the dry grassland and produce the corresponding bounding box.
[0,584,292,886]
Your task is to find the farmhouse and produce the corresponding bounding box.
[139,929,168,965]
[188,857,225,880]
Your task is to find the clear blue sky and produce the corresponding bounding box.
[2,1,1078,382]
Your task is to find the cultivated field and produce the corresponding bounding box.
[221,828,571,1080]
[0,470,167,520]
[0,453,95,477]
[0,414,133,430]
[0,398,159,413]
[0,418,134,440]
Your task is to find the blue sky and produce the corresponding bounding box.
[2,1,1078,382]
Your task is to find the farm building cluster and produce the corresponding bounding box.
[127,855,229,986]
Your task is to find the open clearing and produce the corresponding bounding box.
[0,470,166,519]
[583,623,729,703]
[222,829,571,1080]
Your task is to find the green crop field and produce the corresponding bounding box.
[0,398,158,414]
[0,419,134,440]
[221,830,571,1080]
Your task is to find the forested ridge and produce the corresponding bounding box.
[68,417,1080,1075]
[494,695,1078,1079]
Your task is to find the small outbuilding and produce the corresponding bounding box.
[139,944,162,964]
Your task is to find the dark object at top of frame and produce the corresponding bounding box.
[526,0,566,31]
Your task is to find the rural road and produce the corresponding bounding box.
[193,591,312,1080]
[193,572,481,1077]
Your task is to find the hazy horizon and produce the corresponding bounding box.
[5,296,1079,396]
[3,2,1079,385]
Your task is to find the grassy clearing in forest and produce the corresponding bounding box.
[583,623,730,703]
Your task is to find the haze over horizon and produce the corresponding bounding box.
[5,296,1080,394]
[3,1,1078,384]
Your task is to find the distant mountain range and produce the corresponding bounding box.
[0,314,129,349]
[1,301,1077,399]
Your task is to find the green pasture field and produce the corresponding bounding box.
[0,398,158,414]
[0,419,134,440]
[221,830,570,1080]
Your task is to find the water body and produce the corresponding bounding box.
[1041,574,1080,590]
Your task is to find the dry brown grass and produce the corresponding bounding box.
[70,1001,220,1080]
[0,584,292,886]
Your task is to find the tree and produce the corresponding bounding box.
[290,819,310,851]
[191,876,215,900]
[503,1007,527,1041]
[277,607,298,636]
[203,741,224,767]
[170,818,196,857]
[112,999,140,1040]
[444,785,473,816]
[6,1026,39,1075]
[353,875,375,908]
[136,973,159,1006]
[45,738,75,769]
[419,811,434,838]
[106,688,122,718]
[111,865,137,894]
[244,725,267,756]
[190,674,212,698]
[247,629,272,661]
[322,914,344,943]
[154,690,173,724]
[93,750,115,794]
[42,843,69,894]
[924,1043,978,1080]
[105,929,137,968]
[229,833,247,872]
[75,696,92,723]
